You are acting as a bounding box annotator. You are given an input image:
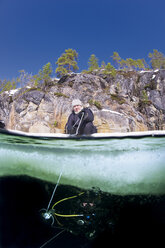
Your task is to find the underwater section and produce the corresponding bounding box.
[0,132,165,247]
[1,176,165,248]
[0,132,165,195]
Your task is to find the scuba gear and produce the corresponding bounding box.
[40,168,114,241]
[41,172,85,227]
[41,192,85,227]
[41,185,115,240]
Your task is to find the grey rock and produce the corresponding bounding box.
[0,70,165,133]
[23,90,45,105]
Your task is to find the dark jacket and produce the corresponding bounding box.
[0,120,5,129]
[65,108,97,135]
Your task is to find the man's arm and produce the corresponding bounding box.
[78,108,94,123]
[65,114,74,134]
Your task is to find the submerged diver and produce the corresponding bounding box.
[65,99,97,135]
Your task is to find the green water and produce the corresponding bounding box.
[0,132,165,195]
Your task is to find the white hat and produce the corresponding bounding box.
[72,99,83,107]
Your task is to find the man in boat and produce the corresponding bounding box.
[65,99,97,135]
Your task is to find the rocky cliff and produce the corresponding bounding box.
[0,70,165,133]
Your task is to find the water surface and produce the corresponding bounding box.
[0,132,165,194]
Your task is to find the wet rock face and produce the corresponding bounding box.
[0,70,165,133]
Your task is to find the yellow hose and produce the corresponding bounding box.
[52,192,84,218]
[55,212,83,218]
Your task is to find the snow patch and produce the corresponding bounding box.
[101,109,123,116]
[8,89,19,96]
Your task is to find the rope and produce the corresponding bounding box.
[46,170,63,212]
[76,112,84,135]
[39,229,65,248]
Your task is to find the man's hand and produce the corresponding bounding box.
[78,109,85,118]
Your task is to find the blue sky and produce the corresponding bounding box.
[0,0,165,80]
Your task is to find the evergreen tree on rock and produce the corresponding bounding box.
[55,48,79,77]
[148,49,165,69]
[88,54,99,72]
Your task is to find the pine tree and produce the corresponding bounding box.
[16,70,33,88]
[33,63,53,85]
[135,59,146,70]
[125,58,135,70]
[55,48,79,77]
[111,52,121,68]
[104,62,115,74]
[120,59,127,69]
[0,79,16,92]
[101,61,106,69]
[88,54,99,72]
[39,62,53,80]
[148,49,165,69]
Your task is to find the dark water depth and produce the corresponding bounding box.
[0,176,165,248]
